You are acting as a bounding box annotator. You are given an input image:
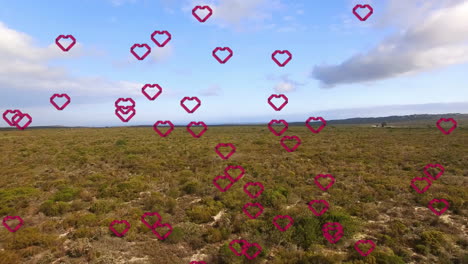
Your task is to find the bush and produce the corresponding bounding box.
[166,227,184,244]
[52,186,80,202]
[39,200,70,216]
[4,227,57,250]
[89,200,116,214]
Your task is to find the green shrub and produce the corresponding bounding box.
[52,186,80,202]
[166,227,184,244]
[39,200,70,216]
[89,200,116,214]
[5,227,57,250]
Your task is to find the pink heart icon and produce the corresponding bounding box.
[280,135,301,152]
[428,198,450,216]
[314,174,335,191]
[224,165,245,182]
[215,143,236,160]
[50,93,71,110]
[115,98,136,108]
[142,84,162,101]
[212,47,233,64]
[423,164,445,180]
[2,109,22,126]
[229,239,249,256]
[307,200,330,216]
[306,117,327,134]
[322,222,343,243]
[243,182,264,199]
[353,4,373,21]
[190,261,207,264]
[55,34,76,52]
[115,106,136,122]
[192,5,213,23]
[141,212,163,229]
[271,50,292,67]
[150,30,171,47]
[242,203,264,219]
[153,120,175,137]
[273,215,294,232]
[181,96,201,113]
[151,222,173,240]
[213,175,235,192]
[268,119,288,136]
[186,121,208,138]
[109,220,131,237]
[12,112,32,130]
[268,94,288,111]
[243,242,262,260]
[130,43,151,60]
[354,240,376,257]
[2,216,24,233]
[436,118,457,135]
[410,177,432,194]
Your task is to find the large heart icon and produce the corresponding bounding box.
[268,119,288,136]
[192,5,213,23]
[314,174,335,191]
[215,143,236,160]
[410,177,432,194]
[212,47,233,64]
[423,164,445,180]
[109,220,131,237]
[224,165,245,182]
[436,118,457,135]
[353,4,373,21]
[141,212,162,229]
[142,84,162,101]
[186,121,208,138]
[151,223,173,240]
[190,261,207,264]
[2,216,24,233]
[12,112,32,130]
[50,93,71,110]
[268,94,288,111]
[273,215,294,232]
[130,43,151,60]
[2,109,22,126]
[153,120,175,137]
[242,203,264,219]
[115,106,136,122]
[428,198,450,216]
[213,175,235,192]
[307,200,329,216]
[55,35,76,52]
[150,30,171,47]
[306,117,327,134]
[243,182,264,199]
[354,240,376,257]
[322,222,343,243]
[280,135,301,152]
[271,50,292,67]
[180,96,201,113]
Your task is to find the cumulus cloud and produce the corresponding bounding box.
[311,1,468,87]
[200,85,222,96]
[269,74,304,93]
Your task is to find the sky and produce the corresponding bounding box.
[0,0,467,126]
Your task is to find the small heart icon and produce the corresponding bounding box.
[190,261,207,264]
[273,215,294,232]
[224,165,245,182]
[142,84,162,101]
[151,223,173,240]
[153,120,175,137]
[354,240,376,257]
[268,119,288,136]
[150,30,171,47]
[280,135,301,152]
[353,4,373,21]
[186,121,208,138]
[314,174,335,191]
[192,5,213,23]
[2,109,22,126]
[306,117,327,134]
[109,220,131,237]
[307,200,329,216]
[243,242,262,260]
[212,47,233,64]
[115,98,136,108]
[55,35,76,52]
[130,43,151,60]
[242,203,264,219]
[213,175,235,192]
[268,94,288,111]
[180,96,201,113]
[50,93,71,110]
[115,106,136,122]
[271,50,292,67]
[2,216,24,233]
[322,222,344,243]
[215,143,236,160]
[410,177,432,194]
[428,198,450,216]
[141,212,163,229]
[229,239,249,256]
[12,112,32,130]
[436,118,457,135]
[243,182,264,199]
[423,164,445,180]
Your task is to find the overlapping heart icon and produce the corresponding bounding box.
[2,109,32,130]
[115,98,136,122]
[229,239,262,259]
[213,164,245,192]
[322,222,344,243]
[140,212,173,240]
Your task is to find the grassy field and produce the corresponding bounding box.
[0,125,467,264]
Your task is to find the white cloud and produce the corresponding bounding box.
[200,85,222,96]
[274,81,295,93]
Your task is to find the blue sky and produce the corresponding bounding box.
[0,0,467,126]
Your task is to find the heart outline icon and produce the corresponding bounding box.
[55,34,76,52]
[2,216,24,233]
[271,50,292,67]
[109,220,131,237]
[186,121,208,138]
[423,164,445,180]
[436,118,457,135]
[180,96,201,113]
[354,240,376,257]
[213,175,235,192]
[352,4,373,21]
[314,174,335,191]
[50,93,71,110]
[224,165,245,182]
[322,222,344,243]
[307,200,330,216]
[192,5,213,22]
[273,215,294,232]
[280,135,301,152]
[242,203,264,219]
[268,119,288,136]
[142,84,162,101]
[12,112,32,130]
[190,261,207,264]
[115,106,136,122]
[151,222,173,240]
[153,120,175,137]
[141,212,163,229]
[150,30,171,47]
[306,117,327,134]
[243,182,264,199]
[215,143,236,160]
[130,43,151,60]
[268,94,288,111]
[2,109,22,126]
[212,47,233,64]
[410,177,432,194]
[229,239,249,256]
[115,98,136,108]
[243,242,262,260]
[428,198,450,216]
